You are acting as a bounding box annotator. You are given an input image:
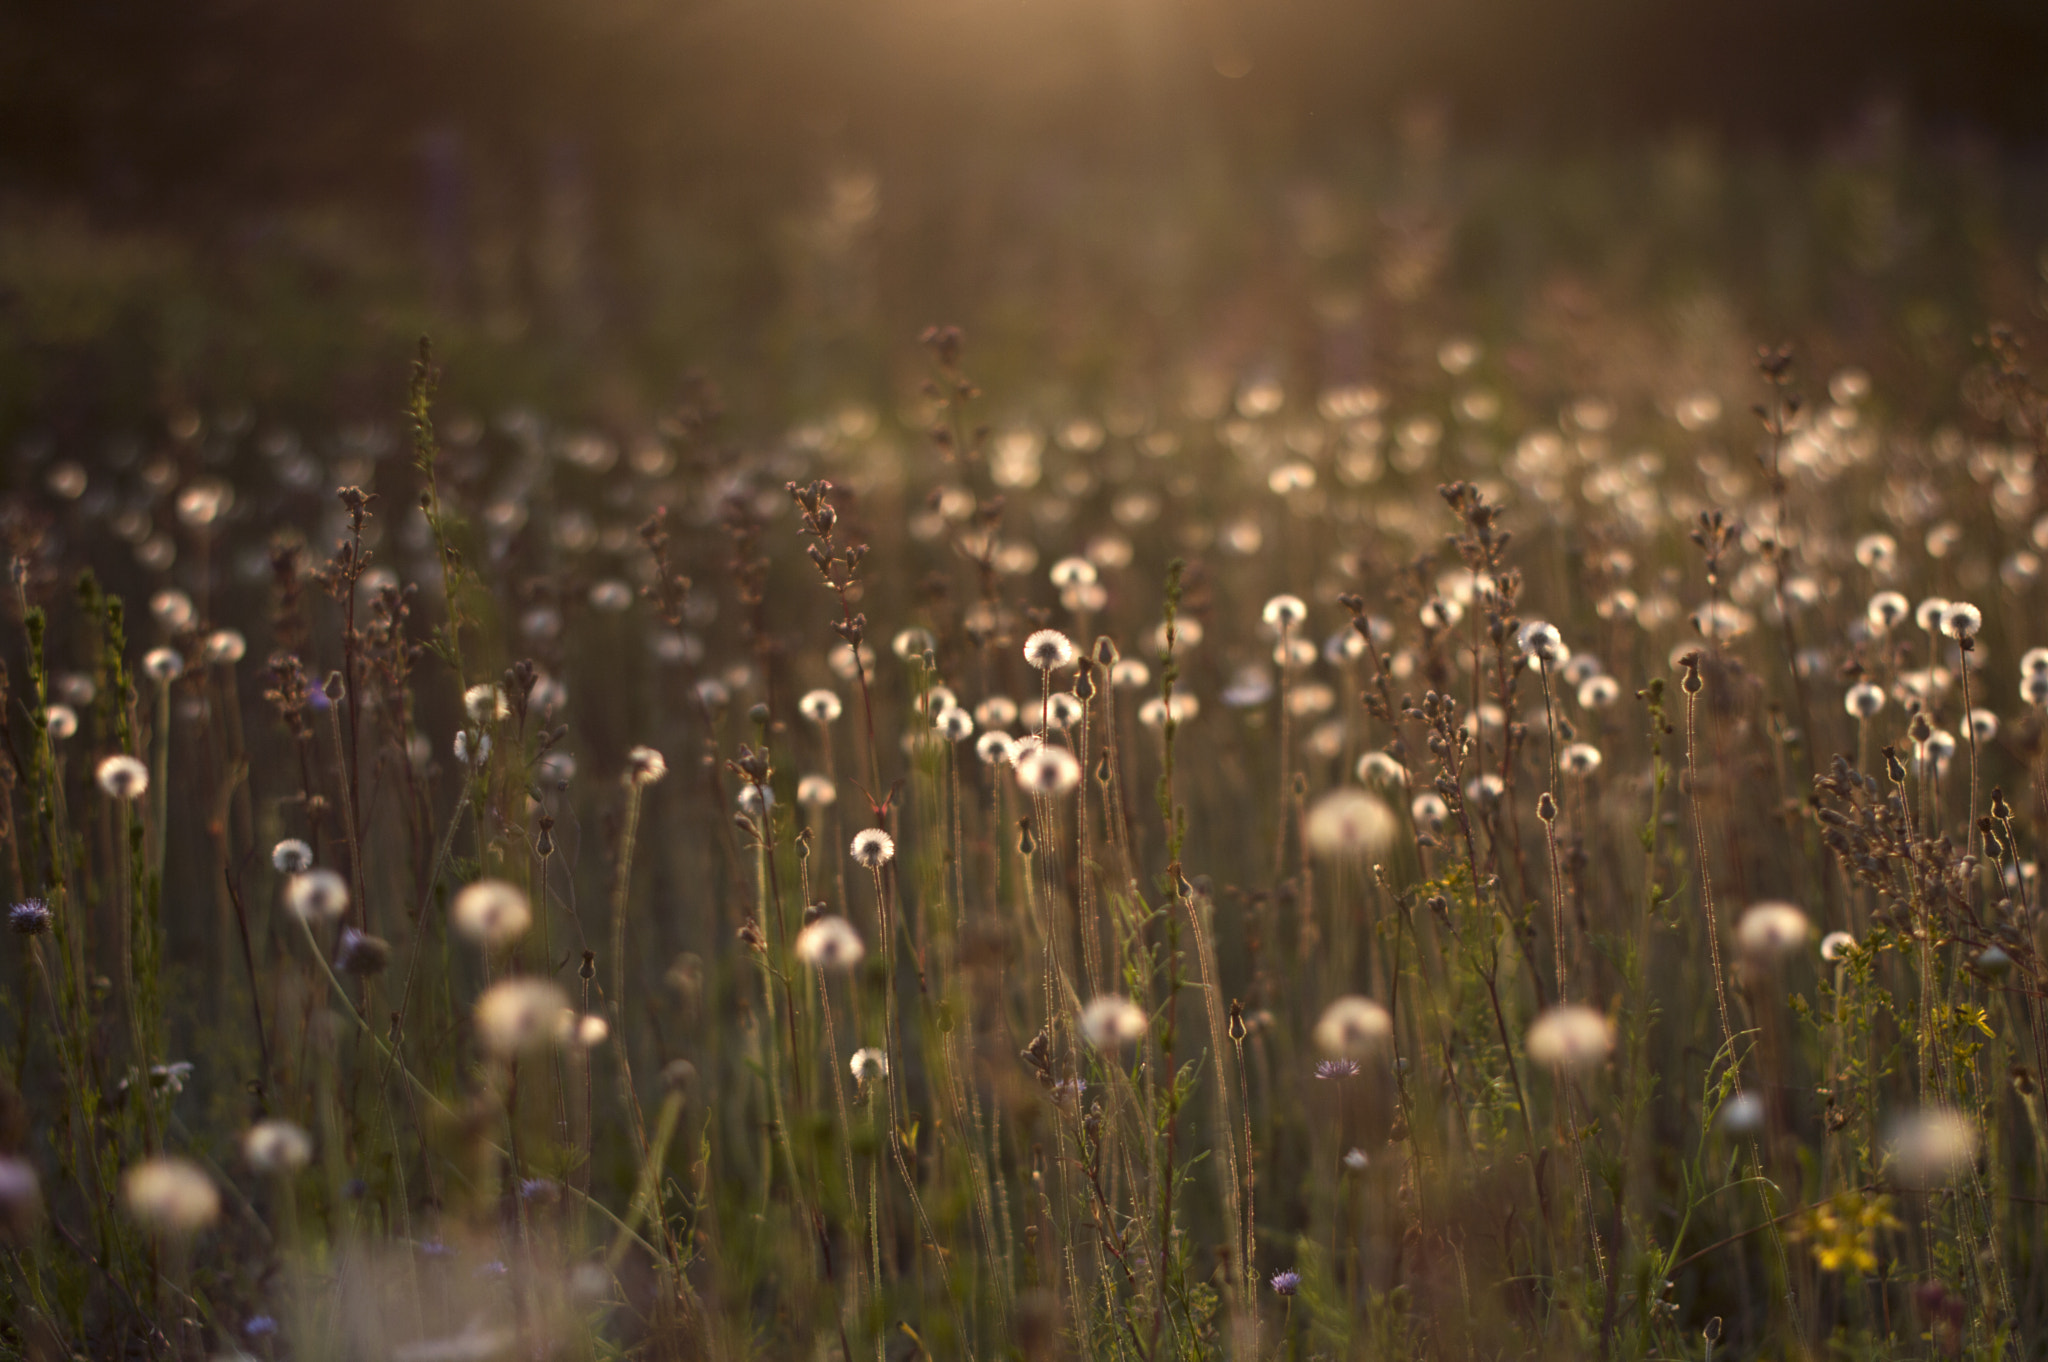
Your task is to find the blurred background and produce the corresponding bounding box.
[5,0,2048,435]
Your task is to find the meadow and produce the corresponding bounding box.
[6,141,2048,1360]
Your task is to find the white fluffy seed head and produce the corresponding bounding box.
[975,731,1017,766]
[1079,996,1148,1050]
[625,745,667,785]
[850,1047,888,1084]
[1577,675,1621,709]
[242,1119,313,1175]
[1914,596,1952,635]
[122,1157,220,1236]
[451,879,533,948]
[1844,683,1885,719]
[850,828,896,868]
[1560,742,1603,776]
[1023,629,1077,672]
[795,915,866,972]
[43,705,77,740]
[1524,1006,1615,1073]
[1884,1110,1980,1182]
[203,629,247,665]
[271,838,314,874]
[934,707,975,742]
[797,774,837,807]
[1867,591,1910,633]
[1820,930,1857,962]
[1015,745,1082,796]
[1313,996,1392,1059]
[1517,621,1567,665]
[800,689,843,725]
[1262,594,1308,631]
[96,755,149,800]
[143,648,185,683]
[1304,789,1397,860]
[1943,601,1983,640]
[285,869,350,923]
[473,978,571,1059]
[1736,901,1810,959]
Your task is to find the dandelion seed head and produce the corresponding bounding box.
[1110,658,1150,689]
[1356,751,1405,785]
[1561,742,1603,775]
[1719,1092,1766,1134]
[122,1157,219,1236]
[850,828,896,868]
[1884,1110,1980,1182]
[1015,744,1082,795]
[1517,620,1567,665]
[975,731,1017,765]
[242,1119,313,1175]
[1305,788,1397,859]
[800,689,843,725]
[1820,930,1857,962]
[1525,1006,1614,1072]
[1023,629,1076,672]
[473,978,571,1059]
[1943,602,1983,640]
[795,915,866,971]
[285,869,350,923]
[96,754,148,800]
[463,684,509,722]
[1736,901,1809,958]
[1914,596,1952,635]
[43,705,77,740]
[1050,557,1097,589]
[451,879,533,948]
[850,1047,888,1084]
[1313,996,1392,1058]
[975,695,1019,728]
[1844,683,1885,719]
[1078,995,1148,1049]
[202,629,247,665]
[1262,594,1308,631]
[626,745,667,785]
[271,838,314,874]
[1410,791,1448,831]
[1577,675,1621,710]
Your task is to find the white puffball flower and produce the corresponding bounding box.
[122,1157,220,1236]
[1050,556,1097,589]
[1970,709,1998,743]
[1304,789,1397,860]
[1736,901,1809,958]
[850,1047,889,1084]
[1914,596,1952,635]
[452,730,491,764]
[1577,676,1621,710]
[1262,594,1308,631]
[1560,742,1603,776]
[2023,646,2048,676]
[1820,931,1857,962]
[451,879,533,949]
[2025,673,2048,709]
[1079,995,1149,1050]
[44,705,78,740]
[1884,1110,1980,1182]
[1015,745,1082,796]
[1313,996,1392,1059]
[1844,683,1885,719]
[1411,791,1448,831]
[96,754,149,800]
[934,707,975,743]
[800,689,843,725]
[1137,694,1199,728]
[1357,751,1406,785]
[1024,629,1077,672]
[271,838,314,874]
[142,648,185,683]
[1518,621,1567,665]
[463,684,510,722]
[1110,658,1150,689]
[1524,1005,1615,1073]
[1866,591,1910,633]
[1043,693,1084,730]
[976,695,1019,728]
[242,1119,314,1175]
[575,1014,610,1047]
[473,977,572,1059]
[794,915,866,972]
[1943,602,1983,641]
[850,828,896,868]
[1718,1092,1766,1135]
[975,732,1017,766]
[626,745,667,786]
[285,869,350,923]
[797,774,837,808]
[202,629,247,665]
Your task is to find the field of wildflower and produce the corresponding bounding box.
[9,137,2048,1362]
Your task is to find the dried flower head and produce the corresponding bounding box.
[933,706,975,742]
[1844,683,1885,719]
[1262,594,1308,631]
[850,1046,889,1085]
[1015,745,1082,795]
[1943,602,1983,641]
